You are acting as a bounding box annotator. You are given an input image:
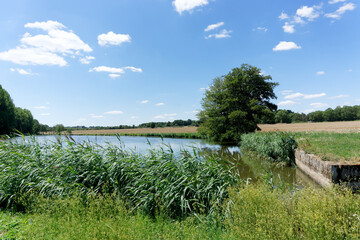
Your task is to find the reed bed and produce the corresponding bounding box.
[240,132,298,165]
[0,136,240,218]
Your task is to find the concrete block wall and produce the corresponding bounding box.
[295,149,360,190]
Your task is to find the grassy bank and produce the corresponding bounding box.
[294,132,360,162]
[2,134,360,238]
[2,183,360,239]
[241,131,360,163]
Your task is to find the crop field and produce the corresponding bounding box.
[258,121,360,133]
[58,121,360,136]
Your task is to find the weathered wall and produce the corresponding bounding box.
[295,149,360,190]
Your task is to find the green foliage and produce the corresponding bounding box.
[294,132,360,162]
[0,138,240,218]
[14,107,35,134]
[271,105,360,124]
[225,183,360,239]
[198,64,278,143]
[3,183,360,239]
[308,110,324,122]
[274,109,293,123]
[54,124,65,134]
[111,132,204,139]
[81,119,200,131]
[0,84,42,135]
[0,85,16,135]
[12,194,222,240]
[240,132,298,165]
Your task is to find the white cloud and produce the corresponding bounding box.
[173,0,209,15]
[325,3,356,19]
[80,56,95,64]
[90,66,142,78]
[329,0,346,4]
[278,100,298,106]
[40,113,51,116]
[204,22,224,32]
[206,29,232,39]
[90,66,125,74]
[293,16,306,24]
[155,103,165,106]
[285,92,326,100]
[304,93,327,99]
[317,71,325,75]
[200,87,209,91]
[10,68,32,75]
[281,90,293,95]
[21,30,92,54]
[25,20,65,31]
[185,110,199,114]
[140,100,149,104]
[273,41,301,51]
[90,114,104,119]
[279,11,289,20]
[98,31,131,46]
[253,27,268,32]
[310,102,328,109]
[104,110,124,115]
[282,23,295,33]
[109,74,121,79]
[284,93,304,99]
[328,94,349,99]
[154,113,177,119]
[296,5,321,21]
[0,47,67,66]
[33,106,48,109]
[123,66,143,73]
[0,20,91,66]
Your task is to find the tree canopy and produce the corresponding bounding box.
[0,84,42,135]
[0,85,16,134]
[198,64,278,143]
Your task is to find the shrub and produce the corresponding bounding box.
[240,132,298,165]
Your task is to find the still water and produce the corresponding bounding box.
[16,135,317,188]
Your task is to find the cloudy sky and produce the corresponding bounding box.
[0,0,359,126]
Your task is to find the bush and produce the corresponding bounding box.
[240,132,298,165]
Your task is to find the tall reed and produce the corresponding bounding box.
[0,136,240,218]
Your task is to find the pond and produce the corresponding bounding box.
[15,135,318,188]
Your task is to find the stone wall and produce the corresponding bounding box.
[295,149,360,190]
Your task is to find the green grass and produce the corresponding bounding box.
[294,132,360,162]
[2,183,360,239]
[240,132,298,165]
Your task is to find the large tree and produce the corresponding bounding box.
[198,64,278,143]
[0,85,16,135]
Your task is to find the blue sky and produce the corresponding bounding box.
[0,0,359,126]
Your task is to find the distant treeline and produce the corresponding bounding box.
[48,119,201,131]
[262,105,360,124]
[0,85,46,135]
